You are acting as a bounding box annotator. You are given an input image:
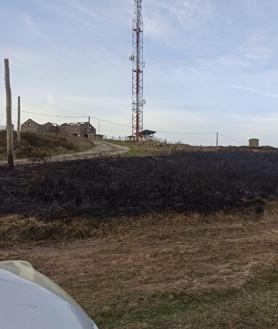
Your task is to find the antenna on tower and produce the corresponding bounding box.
[130,0,144,142]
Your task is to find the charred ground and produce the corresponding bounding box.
[2,149,278,328]
[1,149,278,219]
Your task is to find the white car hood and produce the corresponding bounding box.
[0,261,96,329]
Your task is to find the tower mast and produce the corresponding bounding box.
[131,0,144,141]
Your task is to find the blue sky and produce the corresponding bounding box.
[1,0,278,145]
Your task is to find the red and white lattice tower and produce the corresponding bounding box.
[130,0,145,141]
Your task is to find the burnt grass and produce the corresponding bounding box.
[1,150,278,219]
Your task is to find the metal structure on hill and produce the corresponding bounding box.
[130,0,145,141]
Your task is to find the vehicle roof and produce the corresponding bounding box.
[0,261,93,329]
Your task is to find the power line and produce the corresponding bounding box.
[220,133,244,145]
[9,108,132,128]
[91,117,130,128]
[155,129,216,135]
[14,110,88,119]
[3,108,245,142]
[17,110,217,135]
[10,109,217,135]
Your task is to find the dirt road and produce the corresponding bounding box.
[48,142,129,162]
[0,142,129,166]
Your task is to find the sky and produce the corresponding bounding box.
[1,0,278,145]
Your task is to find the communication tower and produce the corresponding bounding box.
[130,0,145,141]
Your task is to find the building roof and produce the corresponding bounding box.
[128,130,157,139]
[44,122,59,127]
[23,118,40,125]
[61,122,90,127]
[22,119,96,131]
[140,130,156,136]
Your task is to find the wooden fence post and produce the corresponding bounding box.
[4,58,14,168]
[17,96,21,142]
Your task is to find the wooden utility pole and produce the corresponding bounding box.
[216,132,219,147]
[87,116,91,137]
[4,58,14,168]
[17,96,21,142]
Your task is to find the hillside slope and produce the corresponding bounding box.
[0,131,94,160]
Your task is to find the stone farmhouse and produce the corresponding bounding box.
[59,122,96,138]
[21,119,97,138]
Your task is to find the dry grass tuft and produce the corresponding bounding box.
[0,215,92,242]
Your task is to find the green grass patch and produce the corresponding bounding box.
[106,140,170,157]
[95,270,278,329]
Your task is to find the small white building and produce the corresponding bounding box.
[249,138,259,148]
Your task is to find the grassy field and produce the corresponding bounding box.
[108,139,277,157]
[106,140,157,157]
[107,140,206,157]
[1,202,278,328]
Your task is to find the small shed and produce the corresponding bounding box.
[96,134,105,141]
[249,138,259,148]
[139,130,156,140]
[128,130,157,141]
